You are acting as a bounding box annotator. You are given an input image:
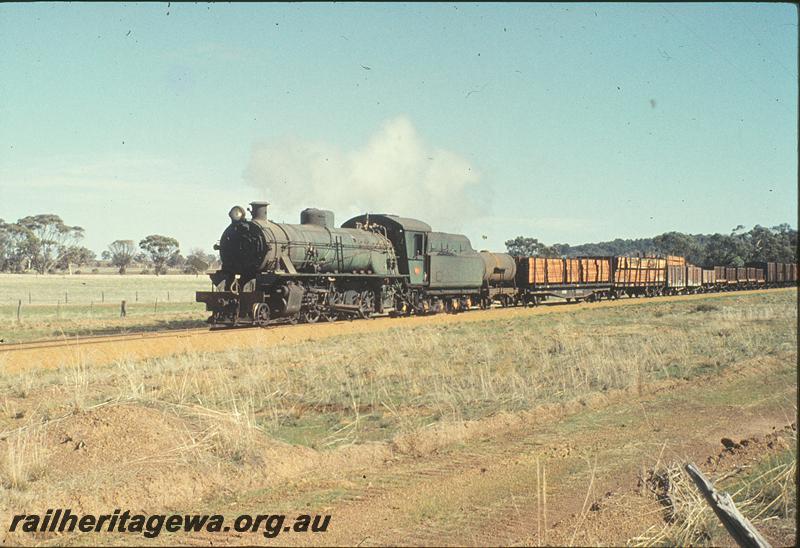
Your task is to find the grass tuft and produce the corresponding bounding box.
[1,426,48,490]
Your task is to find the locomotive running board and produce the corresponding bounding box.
[258,272,406,280]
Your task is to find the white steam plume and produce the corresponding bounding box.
[243,116,484,228]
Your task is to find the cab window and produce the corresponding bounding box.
[413,234,424,257]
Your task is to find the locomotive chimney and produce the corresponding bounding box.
[249,201,269,221]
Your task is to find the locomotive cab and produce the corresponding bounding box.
[342,214,432,286]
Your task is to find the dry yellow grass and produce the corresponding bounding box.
[1,291,794,452]
[0,290,794,545]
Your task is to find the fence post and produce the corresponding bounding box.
[17,299,21,322]
[154,298,158,313]
[121,300,127,317]
[28,291,31,304]
[65,291,68,304]
[57,300,61,319]
[102,291,105,303]
[167,291,170,302]
[136,291,138,302]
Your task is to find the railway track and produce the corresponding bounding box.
[0,327,220,353]
[0,287,792,374]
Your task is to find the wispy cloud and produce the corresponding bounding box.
[243,116,486,227]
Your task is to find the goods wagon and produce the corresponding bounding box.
[614,256,667,296]
[686,265,703,290]
[747,262,777,284]
[479,251,516,284]
[515,256,613,303]
[614,257,667,285]
[667,265,686,292]
[519,257,565,285]
[787,263,798,283]
[479,251,517,306]
[714,266,727,284]
[702,269,716,287]
[725,267,738,285]
[736,267,748,283]
[766,262,776,284]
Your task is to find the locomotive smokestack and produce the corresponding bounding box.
[250,201,269,221]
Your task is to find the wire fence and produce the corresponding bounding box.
[0,274,210,321]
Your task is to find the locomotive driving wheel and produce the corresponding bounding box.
[357,290,375,319]
[253,303,270,327]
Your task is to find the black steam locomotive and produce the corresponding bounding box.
[196,202,512,325]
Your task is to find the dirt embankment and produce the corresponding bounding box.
[1,347,794,546]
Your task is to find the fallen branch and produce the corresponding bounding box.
[684,462,771,548]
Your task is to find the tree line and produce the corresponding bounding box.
[0,214,217,275]
[505,224,798,266]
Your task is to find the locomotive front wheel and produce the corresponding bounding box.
[253,303,270,327]
[303,309,321,324]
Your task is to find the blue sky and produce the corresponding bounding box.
[0,2,796,255]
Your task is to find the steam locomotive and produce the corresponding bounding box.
[196,201,797,326]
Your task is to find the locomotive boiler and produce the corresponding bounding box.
[197,202,404,325]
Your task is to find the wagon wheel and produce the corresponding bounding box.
[253,303,270,327]
[303,308,321,324]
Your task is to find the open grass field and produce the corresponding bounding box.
[0,274,210,343]
[0,289,796,545]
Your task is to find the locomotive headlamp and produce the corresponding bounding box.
[228,206,246,222]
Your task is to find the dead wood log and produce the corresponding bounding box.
[684,462,771,548]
